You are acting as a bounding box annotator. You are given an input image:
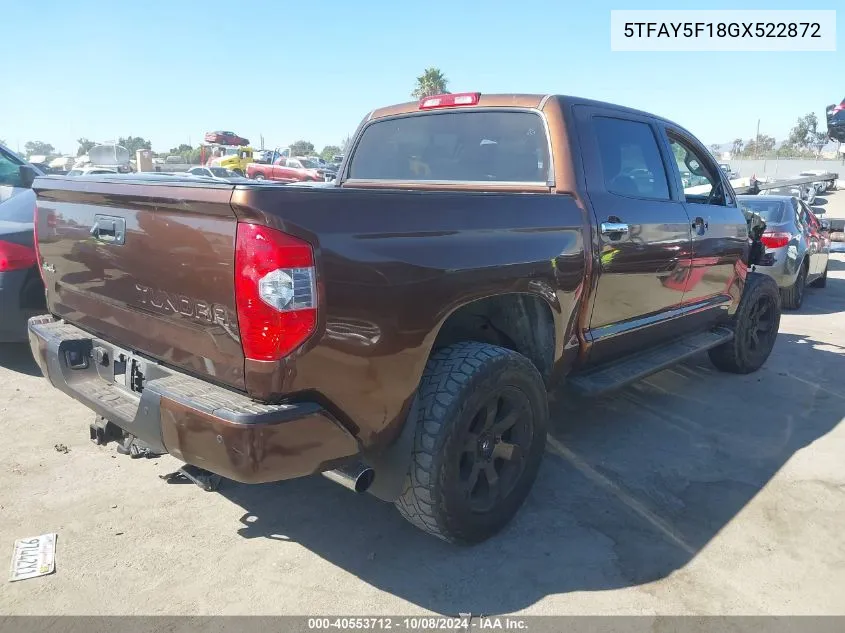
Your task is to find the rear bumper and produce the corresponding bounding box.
[28,316,360,483]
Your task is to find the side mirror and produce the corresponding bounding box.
[19,164,37,189]
[820,219,831,233]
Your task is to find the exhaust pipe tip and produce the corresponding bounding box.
[322,463,375,493]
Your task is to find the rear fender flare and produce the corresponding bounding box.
[364,287,566,502]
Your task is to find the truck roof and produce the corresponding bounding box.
[368,93,684,128]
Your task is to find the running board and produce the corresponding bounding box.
[568,327,734,397]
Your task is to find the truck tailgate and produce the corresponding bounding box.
[34,178,245,390]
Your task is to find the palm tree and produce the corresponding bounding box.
[411,67,449,99]
[731,138,744,157]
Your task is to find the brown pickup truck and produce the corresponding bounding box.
[29,92,780,544]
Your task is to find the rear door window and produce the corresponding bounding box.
[348,110,550,183]
[592,117,670,200]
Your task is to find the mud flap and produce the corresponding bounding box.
[364,394,419,502]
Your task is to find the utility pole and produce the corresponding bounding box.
[754,119,760,160]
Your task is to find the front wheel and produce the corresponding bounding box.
[709,272,781,374]
[395,342,548,544]
[253,173,265,181]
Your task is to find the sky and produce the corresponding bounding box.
[2,0,841,156]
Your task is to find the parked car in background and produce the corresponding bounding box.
[759,183,815,206]
[800,170,836,193]
[66,167,119,177]
[719,163,739,179]
[0,144,45,342]
[826,99,845,143]
[738,195,829,309]
[204,131,249,146]
[247,156,327,182]
[184,166,246,180]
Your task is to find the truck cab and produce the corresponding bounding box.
[27,92,779,545]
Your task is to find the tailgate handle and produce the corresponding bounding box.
[90,215,126,245]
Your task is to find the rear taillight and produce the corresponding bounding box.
[0,240,37,272]
[234,223,317,361]
[761,232,791,249]
[419,92,481,110]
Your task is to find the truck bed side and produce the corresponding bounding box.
[229,184,586,446]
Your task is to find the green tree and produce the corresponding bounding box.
[24,141,56,158]
[744,134,776,158]
[709,144,721,155]
[731,138,744,156]
[168,144,202,164]
[411,67,449,99]
[117,136,152,156]
[289,140,315,156]
[784,113,827,152]
[76,137,96,156]
[169,144,193,155]
[320,145,342,161]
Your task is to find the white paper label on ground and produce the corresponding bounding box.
[8,533,57,582]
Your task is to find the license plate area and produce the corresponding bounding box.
[112,350,147,394]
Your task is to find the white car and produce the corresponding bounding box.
[66,166,118,177]
[184,166,249,181]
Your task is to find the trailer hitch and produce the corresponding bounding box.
[159,465,222,492]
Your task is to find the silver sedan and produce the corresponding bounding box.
[738,195,830,310]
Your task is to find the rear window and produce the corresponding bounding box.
[739,199,786,223]
[348,110,550,183]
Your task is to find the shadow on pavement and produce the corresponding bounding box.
[219,330,844,615]
[0,343,41,377]
[787,270,845,316]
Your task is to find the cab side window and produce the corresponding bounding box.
[593,117,670,200]
[668,135,725,206]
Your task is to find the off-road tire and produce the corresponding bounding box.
[810,265,828,288]
[781,261,808,310]
[709,272,781,374]
[394,342,548,544]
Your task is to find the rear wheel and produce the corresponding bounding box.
[395,342,548,544]
[780,261,807,310]
[709,272,781,374]
[810,264,828,288]
[253,173,265,181]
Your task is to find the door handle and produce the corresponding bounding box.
[600,222,629,235]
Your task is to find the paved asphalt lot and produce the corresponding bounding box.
[1,191,844,616]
